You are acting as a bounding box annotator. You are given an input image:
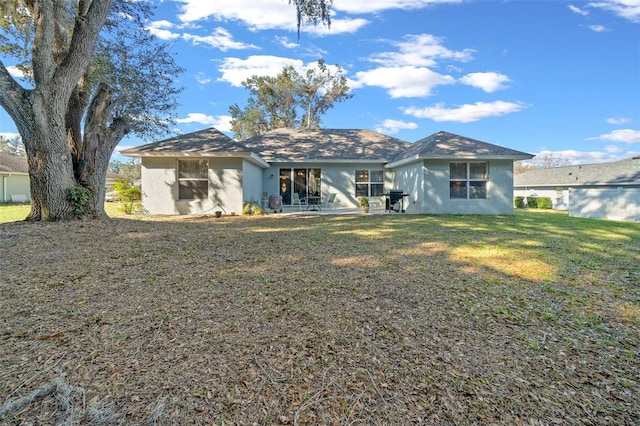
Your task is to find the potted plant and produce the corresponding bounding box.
[359,196,369,213]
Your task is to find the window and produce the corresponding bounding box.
[178,159,208,200]
[450,162,488,199]
[355,169,384,197]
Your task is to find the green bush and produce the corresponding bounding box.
[113,179,142,214]
[514,196,525,209]
[242,201,264,215]
[537,197,553,209]
[526,196,538,209]
[68,186,92,214]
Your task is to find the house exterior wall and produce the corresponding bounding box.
[141,157,178,214]
[209,158,244,215]
[141,157,244,215]
[264,162,390,208]
[420,159,515,214]
[391,163,423,213]
[569,187,640,222]
[242,159,264,205]
[1,173,30,202]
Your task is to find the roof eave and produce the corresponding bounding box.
[267,158,390,164]
[386,153,534,169]
[120,149,270,168]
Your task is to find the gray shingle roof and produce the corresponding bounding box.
[0,154,28,173]
[0,154,130,180]
[514,157,640,187]
[120,127,533,165]
[120,127,244,156]
[241,128,412,162]
[392,131,534,164]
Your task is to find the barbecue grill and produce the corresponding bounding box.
[385,190,408,213]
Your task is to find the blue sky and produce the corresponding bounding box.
[1,0,639,165]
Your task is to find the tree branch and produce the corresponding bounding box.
[53,0,113,99]
[0,60,29,126]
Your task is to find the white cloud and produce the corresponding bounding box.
[606,117,632,124]
[588,24,608,31]
[333,0,463,14]
[183,27,258,51]
[1,132,21,141]
[529,148,639,165]
[402,100,526,122]
[375,119,418,134]
[569,4,590,16]
[176,113,233,131]
[304,17,370,35]
[368,34,474,67]
[275,36,299,49]
[7,65,26,78]
[218,55,304,87]
[147,20,181,40]
[459,72,510,93]
[586,129,640,143]
[588,0,640,23]
[174,0,368,34]
[354,66,455,98]
[195,73,212,85]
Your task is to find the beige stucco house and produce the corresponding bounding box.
[121,128,533,215]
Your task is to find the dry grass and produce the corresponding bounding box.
[1,211,638,425]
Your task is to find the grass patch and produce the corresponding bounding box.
[0,202,136,223]
[1,210,638,424]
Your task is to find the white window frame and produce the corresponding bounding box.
[449,162,488,199]
[177,159,209,200]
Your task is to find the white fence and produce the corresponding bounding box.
[569,187,640,222]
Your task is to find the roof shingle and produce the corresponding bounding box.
[0,154,28,173]
[241,128,412,162]
[121,127,534,165]
[121,127,243,156]
[393,131,534,163]
[514,157,640,187]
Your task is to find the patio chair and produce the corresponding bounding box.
[292,193,304,210]
[323,193,337,210]
[262,192,269,209]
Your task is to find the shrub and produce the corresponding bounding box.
[68,186,92,214]
[242,201,264,215]
[113,179,142,214]
[514,196,525,209]
[526,196,538,209]
[537,197,553,209]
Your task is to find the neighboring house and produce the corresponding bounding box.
[0,154,30,202]
[0,153,128,203]
[121,127,533,215]
[514,157,640,222]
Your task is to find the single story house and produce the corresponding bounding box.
[0,153,130,203]
[121,127,533,215]
[0,154,30,203]
[514,157,640,222]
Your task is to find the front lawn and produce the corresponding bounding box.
[0,202,133,223]
[1,211,638,424]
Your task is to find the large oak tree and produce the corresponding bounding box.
[0,0,333,221]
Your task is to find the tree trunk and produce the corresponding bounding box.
[22,92,78,221]
[81,83,130,216]
[0,0,114,221]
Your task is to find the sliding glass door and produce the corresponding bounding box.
[279,168,321,205]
